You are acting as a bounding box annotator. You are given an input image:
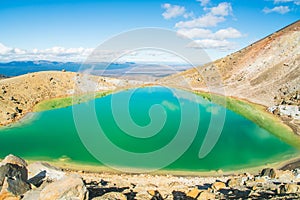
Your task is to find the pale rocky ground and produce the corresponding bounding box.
[160,20,300,135]
[1,155,300,200]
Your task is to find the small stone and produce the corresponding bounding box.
[254,176,267,183]
[227,178,242,188]
[211,181,226,191]
[252,185,258,191]
[260,168,277,178]
[186,187,201,198]
[279,183,300,194]
[92,192,127,200]
[15,107,22,114]
[197,191,215,200]
[147,190,156,196]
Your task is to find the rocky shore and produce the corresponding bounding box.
[1,154,300,200]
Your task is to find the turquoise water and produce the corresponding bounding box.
[0,87,298,172]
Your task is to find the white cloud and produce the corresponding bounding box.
[174,2,233,28]
[0,43,12,54]
[197,0,210,6]
[263,6,290,14]
[210,2,232,16]
[177,28,213,39]
[214,27,243,39]
[0,43,95,62]
[274,0,300,5]
[162,3,186,19]
[171,2,242,53]
[188,39,237,51]
[175,13,225,28]
[177,27,242,40]
[0,43,189,64]
[183,12,195,19]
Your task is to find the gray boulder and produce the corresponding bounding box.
[0,177,31,196]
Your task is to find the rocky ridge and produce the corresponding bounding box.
[160,20,300,135]
[1,155,300,200]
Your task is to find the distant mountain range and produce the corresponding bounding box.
[0,60,191,80]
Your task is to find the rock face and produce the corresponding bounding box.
[39,175,89,200]
[0,155,30,199]
[0,164,28,186]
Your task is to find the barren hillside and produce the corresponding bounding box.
[162,20,300,107]
[162,21,299,106]
[161,20,300,133]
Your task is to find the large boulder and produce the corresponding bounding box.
[0,155,28,186]
[0,155,30,199]
[0,164,28,186]
[39,175,89,200]
[0,177,30,199]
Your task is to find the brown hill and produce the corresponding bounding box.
[162,20,300,107]
[161,20,300,134]
[0,71,132,126]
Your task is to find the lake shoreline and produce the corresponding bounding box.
[0,73,299,177]
[7,153,299,177]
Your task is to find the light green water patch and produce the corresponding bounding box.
[0,87,298,172]
[33,91,112,112]
[195,91,300,149]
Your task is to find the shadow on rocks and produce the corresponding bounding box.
[86,180,129,200]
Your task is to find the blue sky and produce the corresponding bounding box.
[0,0,299,62]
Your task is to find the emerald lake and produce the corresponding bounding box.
[0,87,298,172]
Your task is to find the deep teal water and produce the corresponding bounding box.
[0,87,297,172]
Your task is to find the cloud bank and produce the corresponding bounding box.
[0,43,94,62]
[162,1,243,51]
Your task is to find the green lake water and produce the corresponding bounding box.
[0,87,298,172]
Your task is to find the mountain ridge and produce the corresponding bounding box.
[161,20,300,107]
[161,20,300,135]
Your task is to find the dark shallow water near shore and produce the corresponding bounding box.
[0,87,298,172]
